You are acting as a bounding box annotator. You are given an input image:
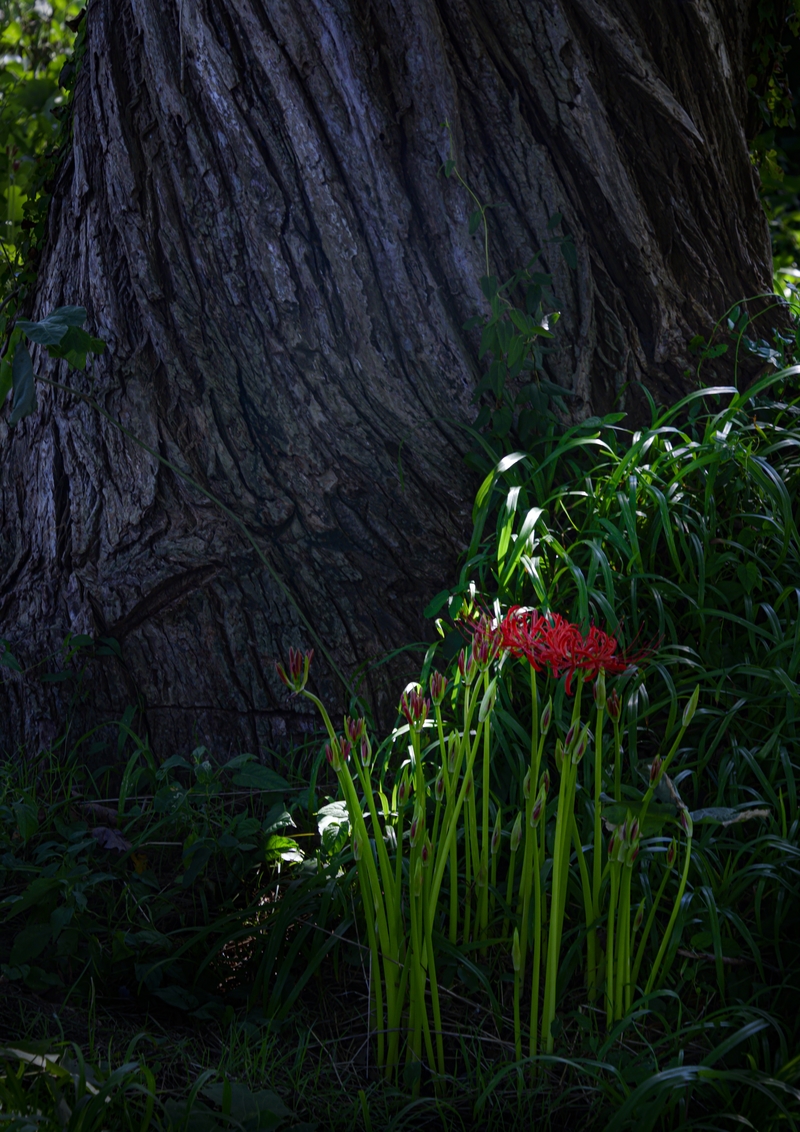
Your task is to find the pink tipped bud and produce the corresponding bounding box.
[679,807,693,836]
[422,832,432,866]
[344,715,365,743]
[555,739,564,772]
[448,732,458,775]
[458,647,477,686]
[430,670,448,705]
[666,839,676,868]
[360,734,371,766]
[326,738,343,771]
[565,723,576,750]
[649,755,662,785]
[627,844,640,867]
[435,770,445,802]
[540,698,553,735]
[530,789,544,827]
[633,901,644,932]
[276,647,314,693]
[542,769,551,797]
[607,689,621,723]
[400,687,429,731]
[608,832,616,857]
[572,726,589,764]
[510,812,523,852]
[325,742,335,766]
[629,817,640,844]
[340,739,353,763]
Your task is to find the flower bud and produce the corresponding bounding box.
[397,775,410,806]
[555,738,564,772]
[572,725,589,764]
[344,715,365,743]
[276,647,314,693]
[360,734,371,766]
[325,738,342,772]
[679,806,694,837]
[435,770,445,802]
[649,754,662,786]
[422,832,432,867]
[594,669,607,711]
[633,900,644,932]
[542,769,551,797]
[340,739,353,764]
[666,838,676,868]
[682,685,700,727]
[448,732,459,775]
[540,698,553,735]
[410,804,425,847]
[606,689,621,723]
[491,809,502,856]
[512,927,521,972]
[565,723,576,751]
[523,769,531,800]
[430,670,448,705]
[629,817,640,845]
[608,832,616,858]
[510,811,523,853]
[530,787,545,827]
[457,648,477,686]
[400,687,429,731]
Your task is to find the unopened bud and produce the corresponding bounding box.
[565,724,576,751]
[540,698,553,735]
[555,738,564,772]
[633,900,644,932]
[666,838,676,868]
[360,734,371,766]
[523,769,531,800]
[629,817,640,844]
[340,739,353,763]
[649,755,662,785]
[491,809,502,855]
[572,726,589,764]
[606,689,621,722]
[325,739,342,772]
[679,806,693,837]
[510,812,523,852]
[542,769,551,797]
[430,670,448,705]
[530,788,545,827]
[458,647,477,686]
[435,770,445,802]
[397,776,410,806]
[344,715,365,743]
[594,670,607,711]
[422,832,432,866]
[448,732,458,775]
[682,685,700,728]
[410,805,424,847]
[512,927,521,972]
[276,647,314,693]
[400,687,429,731]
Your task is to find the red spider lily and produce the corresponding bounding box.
[499,606,548,669]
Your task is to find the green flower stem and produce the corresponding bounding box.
[614,862,632,1021]
[463,808,472,945]
[353,749,398,926]
[422,869,445,1077]
[630,854,673,992]
[606,862,619,1029]
[571,812,594,966]
[435,703,449,796]
[637,690,699,831]
[590,702,605,1001]
[613,717,622,802]
[408,862,425,1074]
[427,722,484,929]
[515,669,543,1001]
[542,750,578,1054]
[503,840,519,941]
[490,810,500,922]
[644,816,693,996]
[479,672,492,945]
[358,859,385,1068]
[528,829,543,1066]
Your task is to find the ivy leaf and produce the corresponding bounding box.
[547,212,563,231]
[560,238,578,269]
[468,208,483,236]
[9,343,37,426]
[0,357,12,405]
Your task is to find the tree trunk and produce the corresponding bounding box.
[0,0,773,760]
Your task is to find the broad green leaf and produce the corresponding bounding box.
[9,342,36,426]
[16,314,69,346]
[0,357,11,405]
[13,798,38,842]
[9,923,52,968]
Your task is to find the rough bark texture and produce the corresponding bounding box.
[0,0,773,760]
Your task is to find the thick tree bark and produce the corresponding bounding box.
[0,0,773,759]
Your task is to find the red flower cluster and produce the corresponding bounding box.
[499,606,649,694]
